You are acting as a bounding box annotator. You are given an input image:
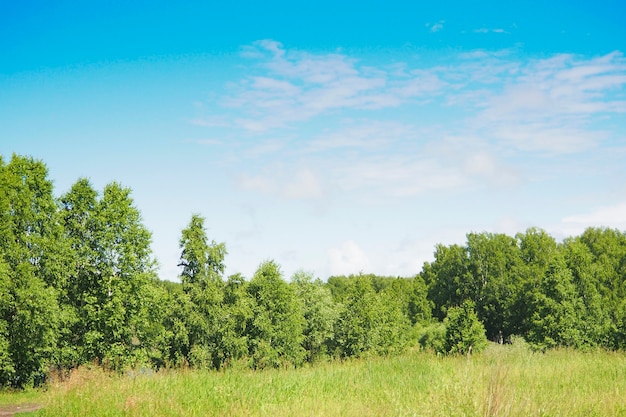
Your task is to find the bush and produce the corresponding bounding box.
[443,300,488,355]
[416,322,446,354]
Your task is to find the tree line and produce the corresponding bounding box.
[1,154,625,387]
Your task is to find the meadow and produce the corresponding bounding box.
[2,341,626,417]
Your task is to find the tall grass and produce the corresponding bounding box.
[13,342,626,416]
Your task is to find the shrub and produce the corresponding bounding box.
[444,300,488,355]
[416,322,446,354]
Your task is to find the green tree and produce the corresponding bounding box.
[375,287,411,355]
[58,178,99,366]
[246,261,305,368]
[562,239,611,347]
[0,259,13,384]
[465,232,522,340]
[218,274,253,367]
[333,276,378,357]
[575,227,626,348]
[176,214,227,369]
[179,214,226,293]
[443,300,487,355]
[97,182,160,369]
[333,276,410,358]
[513,228,558,337]
[425,244,471,320]
[8,263,60,386]
[292,271,339,362]
[407,275,432,325]
[0,155,65,386]
[1,155,70,289]
[59,180,159,369]
[526,256,586,351]
[614,300,626,350]
[326,275,354,303]
[160,288,194,367]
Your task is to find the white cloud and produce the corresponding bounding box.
[562,202,626,233]
[250,76,300,94]
[328,240,371,276]
[493,122,605,153]
[283,168,324,200]
[195,139,223,146]
[426,20,445,33]
[493,216,528,237]
[241,39,286,59]
[189,117,230,127]
[474,28,509,34]
[463,151,497,176]
[307,121,411,152]
[543,202,626,242]
[218,41,448,131]
[331,154,470,197]
[470,51,626,154]
[237,167,325,201]
[238,173,275,195]
[203,43,626,206]
[244,139,286,158]
[209,44,626,156]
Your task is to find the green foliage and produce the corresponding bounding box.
[526,256,587,351]
[424,243,471,320]
[613,301,626,350]
[326,275,354,303]
[6,152,626,387]
[216,274,253,367]
[567,227,626,348]
[246,261,305,368]
[423,227,625,351]
[160,289,193,367]
[0,156,65,387]
[170,214,229,370]
[333,276,410,358]
[511,228,559,337]
[169,215,257,371]
[443,300,487,355]
[562,239,611,347]
[291,271,339,362]
[465,232,523,340]
[178,214,226,293]
[59,179,160,370]
[407,275,432,325]
[416,321,446,354]
[0,259,15,384]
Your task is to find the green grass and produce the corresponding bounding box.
[0,387,42,406]
[7,343,626,416]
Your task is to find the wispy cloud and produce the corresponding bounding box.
[202,42,626,203]
[306,121,411,153]
[473,51,626,153]
[328,240,371,276]
[238,167,325,201]
[195,139,223,146]
[189,116,230,128]
[474,28,509,34]
[563,202,626,227]
[426,20,445,33]
[554,201,626,238]
[220,40,446,131]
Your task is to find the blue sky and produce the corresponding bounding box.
[2,0,625,281]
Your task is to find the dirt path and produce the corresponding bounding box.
[0,403,42,416]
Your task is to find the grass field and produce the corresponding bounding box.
[3,341,626,416]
